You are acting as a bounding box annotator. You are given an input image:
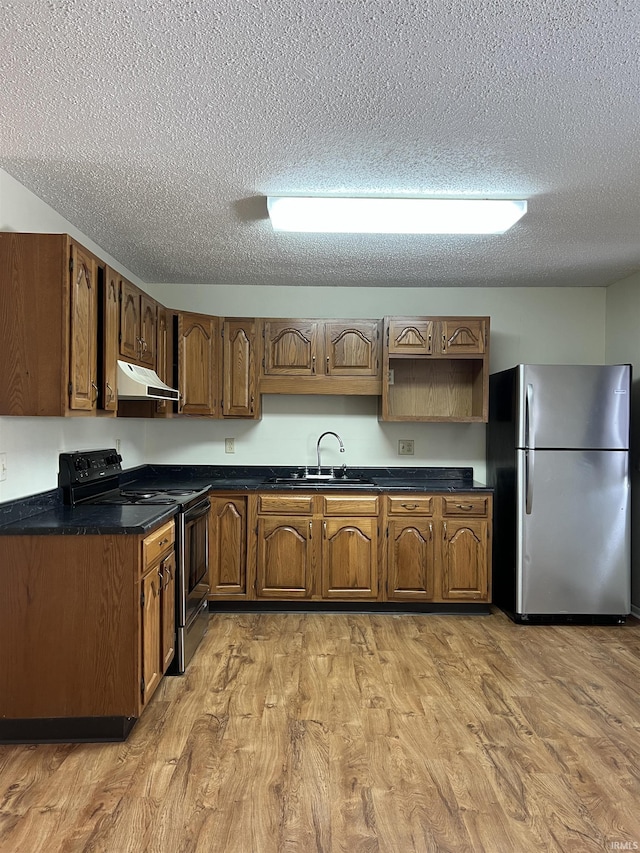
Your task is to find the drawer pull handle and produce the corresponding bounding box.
[456,504,474,511]
[158,537,169,546]
[402,503,419,510]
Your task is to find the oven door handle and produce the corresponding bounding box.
[184,500,211,523]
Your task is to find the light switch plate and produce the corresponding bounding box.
[0,452,6,481]
[398,439,414,456]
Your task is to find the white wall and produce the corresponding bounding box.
[606,273,640,614]
[1,168,607,503]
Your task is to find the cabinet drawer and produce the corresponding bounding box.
[386,495,433,515]
[258,494,315,515]
[323,495,379,516]
[142,520,176,569]
[442,496,488,517]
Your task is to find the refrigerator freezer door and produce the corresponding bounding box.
[516,364,630,450]
[516,448,630,615]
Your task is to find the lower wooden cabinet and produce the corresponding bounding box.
[386,494,491,602]
[209,490,491,604]
[0,518,177,739]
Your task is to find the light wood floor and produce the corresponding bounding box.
[1,608,640,853]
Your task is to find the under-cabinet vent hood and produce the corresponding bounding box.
[117,360,180,401]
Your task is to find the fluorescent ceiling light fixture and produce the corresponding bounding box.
[267,196,527,234]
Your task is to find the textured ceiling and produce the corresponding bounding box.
[1,0,640,288]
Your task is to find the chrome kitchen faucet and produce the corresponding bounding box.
[313,431,345,477]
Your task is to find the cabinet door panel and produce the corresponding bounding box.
[322,518,377,598]
[439,319,486,355]
[69,243,97,411]
[441,519,488,600]
[387,319,432,355]
[119,280,140,361]
[155,306,170,414]
[324,321,380,376]
[102,266,119,411]
[263,320,318,375]
[141,567,162,704]
[387,519,434,600]
[223,319,258,417]
[160,551,176,671]
[256,517,313,596]
[178,312,218,416]
[210,497,247,595]
[140,294,157,366]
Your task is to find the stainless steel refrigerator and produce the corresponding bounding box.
[486,364,631,623]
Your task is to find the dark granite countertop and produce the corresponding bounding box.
[127,464,491,493]
[0,465,491,535]
[0,494,177,535]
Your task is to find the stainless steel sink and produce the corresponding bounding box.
[265,476,375,488]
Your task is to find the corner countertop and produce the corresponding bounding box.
[0,465,491,535]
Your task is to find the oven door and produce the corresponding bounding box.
[179,498,211,627]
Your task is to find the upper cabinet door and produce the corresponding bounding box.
[223,318,259,418]
[119,281,157,367]
[102,266,120,412]
[139,294,157,367]
[177,312,219,416]
[119,279,140,361]
[263,320,319,375]
[68,243,97,411]
[324,321,380,377]
[438,319,486,355]
[387,319,433,355]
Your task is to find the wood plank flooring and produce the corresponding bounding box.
[1,608,640,852]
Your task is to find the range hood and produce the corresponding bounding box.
[117,360,180,401]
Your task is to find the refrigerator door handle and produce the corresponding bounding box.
[525,449,534,514]
[525,382,534,449]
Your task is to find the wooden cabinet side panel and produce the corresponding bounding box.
[0,535,139,718]
[0,233,67,416]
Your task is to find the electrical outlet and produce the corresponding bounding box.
[0,452,6,481]
[225,438,235,454]
[398,439,414,456]
[115,438,121,454]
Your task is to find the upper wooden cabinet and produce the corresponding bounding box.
[0,232,112,417]
[222,318,260,419]
[381,315,490,423]
[120,279,157,367]
[260,319,381,394]
[176,312,220,416]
